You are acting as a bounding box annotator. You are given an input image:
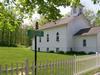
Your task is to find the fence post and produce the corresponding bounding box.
[11,64,14,75]
[45,60,48,75]
[0,65,2,75]
[98,53,100,66]
[74,55,77,75]
[5,64,8,75]
[50,61,53,75]
[38,61,42,75]
[16,63,19,75]
[96,52,98,67]
[25,59,29,75]
[32,61,34,75]
[21,63,24,75]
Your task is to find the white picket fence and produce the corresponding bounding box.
[74,53,100,75]
[0,54,100,75]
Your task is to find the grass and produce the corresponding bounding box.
[0,47,74,75]
[1,47,97,75]
[0,47,72,66]
[81,68,100,75]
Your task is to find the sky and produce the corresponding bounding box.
[60,0,100,14]
[23,0,100,25]
[81,0,100,12]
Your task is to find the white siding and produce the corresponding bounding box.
[34,25,68,52]
[74,35,97,53]
[32,15,90,52]
[67,15,90,50]
[97,33,100,52]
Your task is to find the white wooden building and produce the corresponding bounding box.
[32,6,100,53]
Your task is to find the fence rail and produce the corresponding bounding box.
[74,53,100,75]
[0,54,100,75]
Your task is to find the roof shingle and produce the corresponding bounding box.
[40,16,74,29]
[74,27,100,36]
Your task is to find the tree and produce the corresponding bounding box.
[0,2,21,31]
[92,0,100,14]
[84,10,96,25]
[0,2,22,46]
[84,9,100,27]
[38,16,49,25]
[4,0,80,21]
[92,0,100,4]
[95,11,100,26]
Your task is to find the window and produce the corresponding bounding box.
[38,48,40,52]
[56,32,59,42]
[79,8,83,14]
[39,37,41,43]
[73,7,77,13]
[70,48,73,51]
[47,34,49,42]
[83,39,87,47]
[56,48,59,52]
[78,8,83,16]
[47,48,49,52]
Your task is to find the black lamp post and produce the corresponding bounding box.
[34,22,38,75]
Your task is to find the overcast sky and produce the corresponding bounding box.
[59,0,100,15]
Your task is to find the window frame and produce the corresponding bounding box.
[73,7,77,13]
[47,34,49,42]
[47,47,49,52]
[83,39,87,47]
[38,47,40,52]
[56,32,60,42]
[56,48,59,52]
[39,37,41,43]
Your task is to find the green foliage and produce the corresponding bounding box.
[88,52,96,55]
[49,50,55,53]
[0,25,29,47]
[0,2,21,31]
[0,2,22,47]
[95,11,100,26]
[84,9,100,26]
[66,51,87,55]
[92,0,100,4]
[84,10,95,23]
[38,16,50,25]
[4,0,80,21]
[57,51,65,54]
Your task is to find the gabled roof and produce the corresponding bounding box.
[40,16,74,30]
[74,27,100,36]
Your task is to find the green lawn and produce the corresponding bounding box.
[0,47,74,75]
[81,68,100,75]
[0,47,72,66]
[0,47,98,75]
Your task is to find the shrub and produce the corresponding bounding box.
[66,51,87,55]
[88,52,96,55]
[49,50,55,53]
[66,51,78,55]
[78,51,87,55]
[57,51,64,54]
[17,44,26,48]
[0,41,17,47]
[9,44,17,47]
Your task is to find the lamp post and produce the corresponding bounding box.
[27,20,44,75]
[34,22,38,75]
